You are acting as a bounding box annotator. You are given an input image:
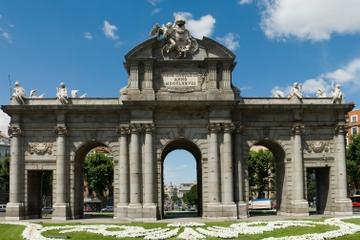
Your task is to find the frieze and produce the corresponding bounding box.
[304,141,330,154]
[28,142,53,155]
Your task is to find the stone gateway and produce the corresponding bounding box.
[3,20,353,220]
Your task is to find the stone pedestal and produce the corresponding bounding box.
[237,202,248,218]
[142,204,157,220]
[127,204,143,220]
[52,203,70,220]
[116,203,128,220]
[5,202,24,220]
[291,200,309,216]
[203,203,223,218]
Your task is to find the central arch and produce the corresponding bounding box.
[160,139,203,218]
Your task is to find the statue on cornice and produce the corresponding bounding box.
[56,82,69,104]
[12,81,26,104]
[288,82,303,100]
[150,16,198,58]
[332,84,343,104]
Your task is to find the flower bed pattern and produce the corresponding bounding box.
[1,216,360,240]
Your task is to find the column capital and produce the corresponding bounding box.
[144,123,155,133]
[208,123,222,133]
[223,122,235,133]
[335,124,346,135]
[130,123,142,133]
[118,126,130,136]
[292,123,304,135]
[55,126,68,136]
[8,126,22,137]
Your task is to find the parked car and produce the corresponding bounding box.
[101,206,113,212]
[41,207,53,214]
[350,195,360,207]
[0,204,6,212]
[83,206,92,212]
[248,198,276,210]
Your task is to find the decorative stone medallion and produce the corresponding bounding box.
[28,143,53,155]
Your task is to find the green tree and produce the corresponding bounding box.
[84,152,113,204]
[346,134,360,195]
[0,156,9,192]
[248,149,275,198]
[182,185,197,206]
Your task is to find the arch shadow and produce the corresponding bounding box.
[160,138,203,218]
[250,139,286,212]
[73,141,111,219]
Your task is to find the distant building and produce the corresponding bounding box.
[0,132,10,159]
[177,182,196,198]
[346,109,360,144]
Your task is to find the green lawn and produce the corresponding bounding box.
[0,224,25,240]
[0,219,359,240]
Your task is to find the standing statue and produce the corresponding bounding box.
[316,88,326,98]
[332,84,343,104]
[288,82,303,100]
[150,16,198,58]
[12,81,26,104]
[56,82,69,104]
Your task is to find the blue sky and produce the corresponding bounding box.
[1,0,360,184]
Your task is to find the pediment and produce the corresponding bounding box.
[125,37,235,62]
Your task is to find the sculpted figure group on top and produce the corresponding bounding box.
[150,16,199,58]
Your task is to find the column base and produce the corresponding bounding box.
[115,203,128,220]
[127,203,143,220]
[291,200,309,216]
[52,203,70,220]
[237,201,248,219]
[334,198,353,216]
[203,202,237,219]
[5,202,24,220]
[142,203,157,220]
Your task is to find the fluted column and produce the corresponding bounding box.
[143,123,155,204]
[335,124,348,198]
[117,126,129,218]
[222,62,231,90]
[208,62,217,89]
[129,124,141,206]
[292,124,304,201]
[291,123,308,215]
[6,125,24,220]
[8,126,22,203]
[53,125,69,220]
[207,123,221,203]
[334,123,352,215]
[144,62,153,90]
[221,123,235,204]
[129,62,139,90]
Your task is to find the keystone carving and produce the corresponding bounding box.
[304,141,330,154]
[28,143,53,155]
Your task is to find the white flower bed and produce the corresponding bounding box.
[1,216,360,240]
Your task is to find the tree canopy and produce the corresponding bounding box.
[346,134,360,195]
[182,184,197,206]
[248,149,275,198]
[84,151,113,198]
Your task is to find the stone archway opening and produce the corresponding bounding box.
[73,141,114,219]
[161,139,202,219]
[247,140,285,216]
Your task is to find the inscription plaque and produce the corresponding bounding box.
[162,73,198,87]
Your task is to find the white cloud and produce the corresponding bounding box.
[173,12,216,39]
[102,20,119,40]
[238,0,253,5]
[151,8,161,15]
[271,58,360,97]
[216,32,240,51]
[147,0,162,6]
[84,32,93,40]
[0,27,11,42]
[0,110,10,136]
[261,0,360,41]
